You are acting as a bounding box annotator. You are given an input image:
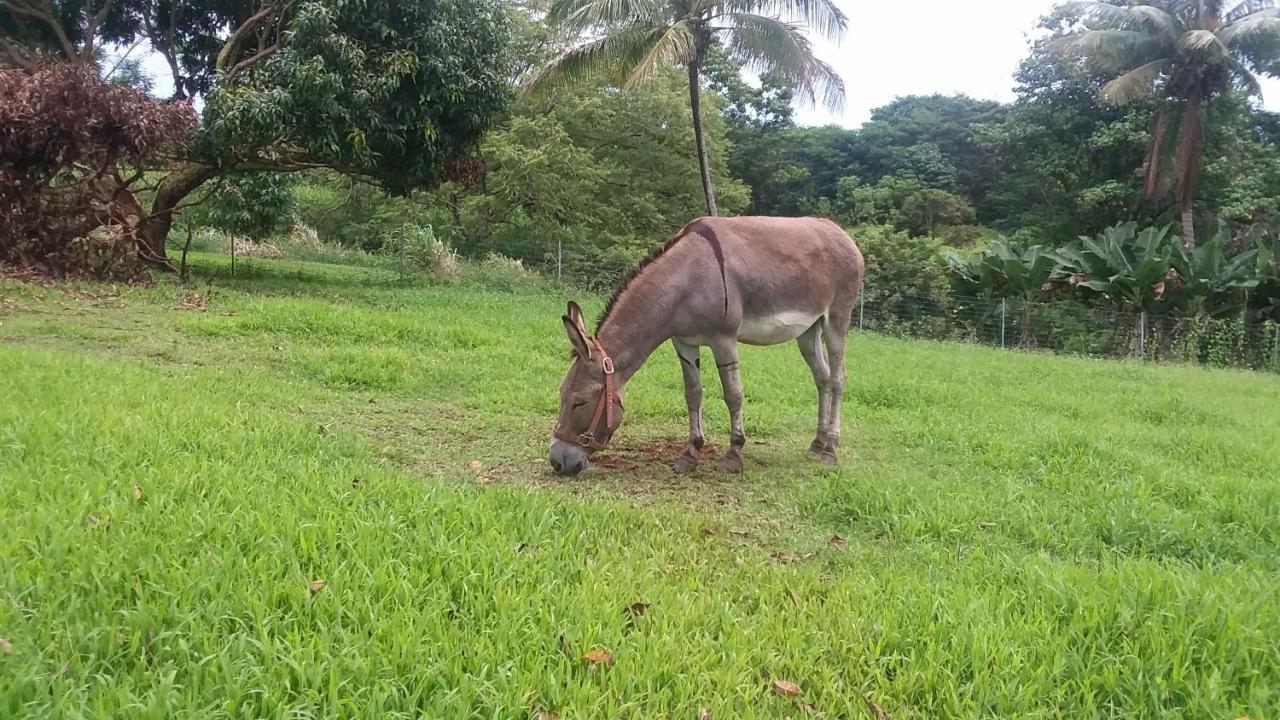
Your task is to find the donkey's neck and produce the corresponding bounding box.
[596,281,676,386]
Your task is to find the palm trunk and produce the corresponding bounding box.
[687,62,718,217]
[1180,205,1195,252]
[137,163,218,265]
[1175,86,1204,251]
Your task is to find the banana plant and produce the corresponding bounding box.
[1252,237,1280,322]
[944,238,1057,346]
[1168,221,1260,319]
[1051,222,1178,313]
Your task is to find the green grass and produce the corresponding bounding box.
[2,254,1279,719]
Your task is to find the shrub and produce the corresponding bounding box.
[0,65,194,276]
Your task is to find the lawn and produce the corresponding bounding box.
[2,254,1279,719]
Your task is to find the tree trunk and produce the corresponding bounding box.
[1180,205,1195,252]
[138,163,218,265]
[1175,85,1204,251]
[687,62,718,217]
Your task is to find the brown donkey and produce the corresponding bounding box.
[549,216,865,476]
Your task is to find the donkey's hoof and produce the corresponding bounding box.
[819,451,838,467]
[718,453,744,474]
[673,453,699,474]
[807,439,825,458]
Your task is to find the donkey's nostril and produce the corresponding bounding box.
[550,457,564,474]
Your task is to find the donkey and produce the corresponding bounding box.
[549,216,865,476]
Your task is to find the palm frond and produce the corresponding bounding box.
[546,0,667,33]
[1219,9,1280,46]
[1224,0,1279,24]
[1101,58,1171,104]
[1228,54,1265,95]
[1059,0,1182,39]
[719,0,847,42]
[622,20,697,88]
[525,24,678,96]
[725,12,844,109]
[1178,28,1228,56]
[1059,29,1169,70]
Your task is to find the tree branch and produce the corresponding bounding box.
[0,34,34,70]
[227,44,277,77]
[1,0,78,62]
[81,0,110,62]
[216,5,278,73]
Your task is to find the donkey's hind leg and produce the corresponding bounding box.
[672,338,704,474]
[817,307,854,466]
[796,321,832,459]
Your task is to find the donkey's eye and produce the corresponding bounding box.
[571,401,588,409]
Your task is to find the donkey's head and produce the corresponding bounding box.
[549,301,624,476]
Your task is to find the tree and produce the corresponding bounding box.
[0,65,193,274]
[1059,0,1280,249]
[2,0,513,264]
[425,69,748,278]
[528,0,846,216]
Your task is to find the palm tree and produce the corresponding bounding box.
[528,0,846,216]
[1060,0,1280,249]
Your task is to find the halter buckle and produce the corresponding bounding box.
[601,357,614,375]
[578,431,596,447]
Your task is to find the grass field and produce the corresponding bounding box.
[2,253,1279,719]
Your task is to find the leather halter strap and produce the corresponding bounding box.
[553,337,622,451]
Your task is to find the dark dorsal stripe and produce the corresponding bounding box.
[685,220,729,318]
[596,219,730,331]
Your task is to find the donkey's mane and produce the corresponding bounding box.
[595,222,697,332]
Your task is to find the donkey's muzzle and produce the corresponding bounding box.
[549,439,589,476]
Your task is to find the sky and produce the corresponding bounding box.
[794,0,1280,128]
[123,0,1280,129]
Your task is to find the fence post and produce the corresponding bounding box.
[1139,311,1147,360]
[557,239,563,282]
[858,292,864,332]
[1000,298,1007,348]
[1273,324,1279,370]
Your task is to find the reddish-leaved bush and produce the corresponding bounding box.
[0,65,195,277]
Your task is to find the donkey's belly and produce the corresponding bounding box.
[738,311,821,346]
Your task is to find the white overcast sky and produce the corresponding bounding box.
[795,0,1280,127]
[125,0,1280,128]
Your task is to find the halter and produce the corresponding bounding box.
[553,337,622,451]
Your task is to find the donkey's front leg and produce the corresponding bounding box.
[710,339,745,474]
[672,339,704,474]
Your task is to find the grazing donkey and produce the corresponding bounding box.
[549,216,865,476]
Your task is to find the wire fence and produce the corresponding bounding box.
[458,231,1280,375]
[855,291,1280,373]
[216,223,1280,376]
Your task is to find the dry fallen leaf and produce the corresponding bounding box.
[829,533,847,546]
[308,579,327,593]
[864,694,888,720]
[131,485,143,500]
[0,637,12,655]
[467,460,483,471]
[86,514,101,526]
[772,550,795,563]
[700,526,716,537]
[317,424,330,435]
[772,679,803,697]
[582,648,615,667]
[978,522,998,530]
[785,588,802,606]
[534,706,560,720]
[699,709,712,720]
[728,527,751,538]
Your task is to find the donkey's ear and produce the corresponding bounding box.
[566,300,588,337]
[562,315,592,359]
